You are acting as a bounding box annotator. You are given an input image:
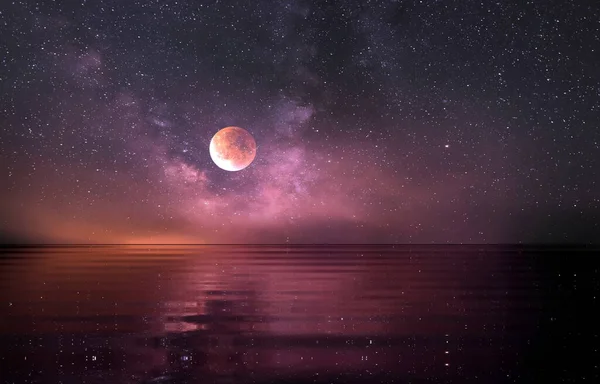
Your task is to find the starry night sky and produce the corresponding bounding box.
[1,0,598,244]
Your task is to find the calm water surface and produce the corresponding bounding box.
[0,245,588,383]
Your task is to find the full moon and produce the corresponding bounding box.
[209,126,257,171]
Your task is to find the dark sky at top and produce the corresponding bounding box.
[0,0,598,243]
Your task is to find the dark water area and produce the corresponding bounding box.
[0,245,598,384]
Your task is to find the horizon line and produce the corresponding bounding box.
[0,243,597,247]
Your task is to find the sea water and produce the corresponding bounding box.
[0,245,592,383]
